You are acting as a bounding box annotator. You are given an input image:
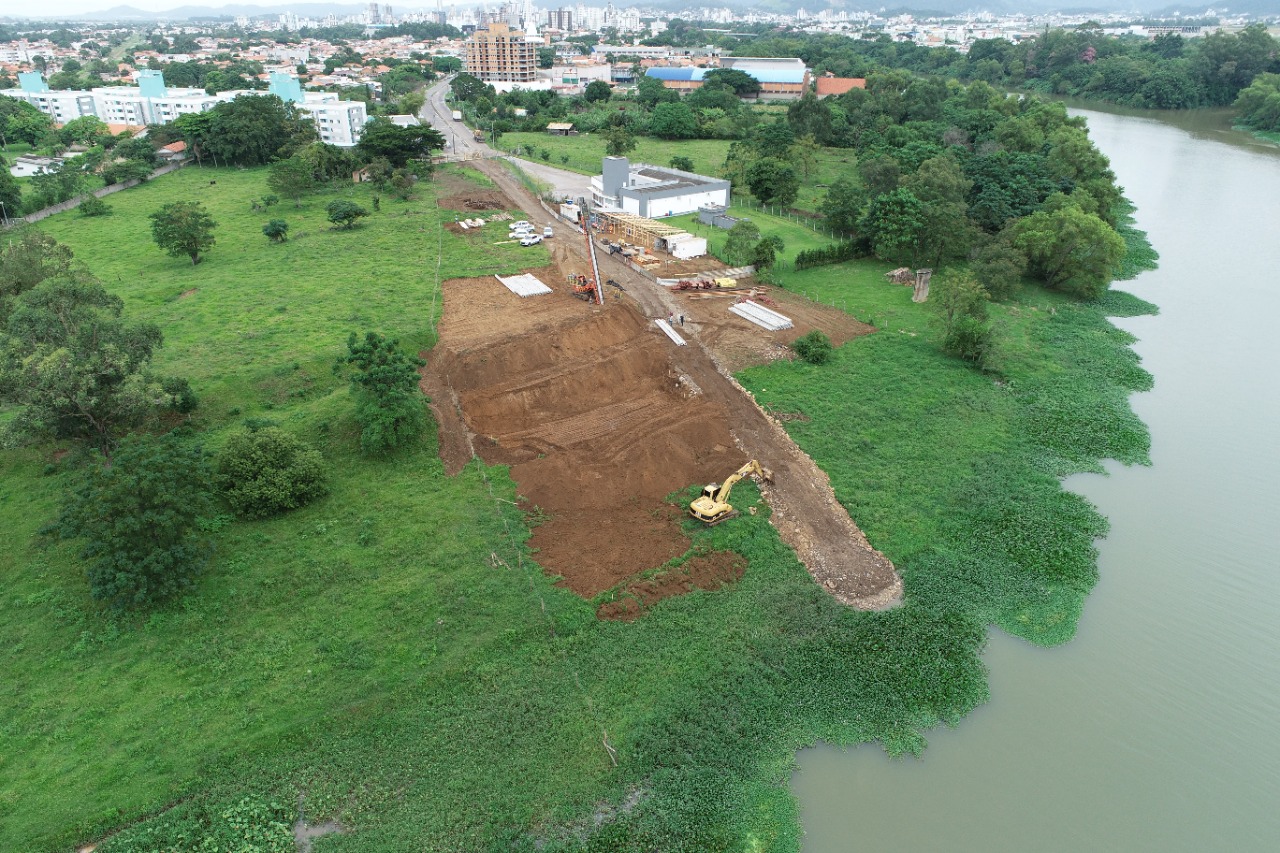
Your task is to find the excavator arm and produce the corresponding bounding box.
[689,460,772,525]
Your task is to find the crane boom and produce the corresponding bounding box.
[689,460,773,525]
[577,197,604,305]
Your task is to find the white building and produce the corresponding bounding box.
[591,157,730,219]
[92,73,230,126]
[0,72,97,123]
[268,73,368,147]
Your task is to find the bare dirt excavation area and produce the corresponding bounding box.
[423,165,901,615]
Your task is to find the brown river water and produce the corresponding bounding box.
[792,105,1280,851]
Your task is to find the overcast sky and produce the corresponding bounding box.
[16,2,447,19]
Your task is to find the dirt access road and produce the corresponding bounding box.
[468,160,900,609]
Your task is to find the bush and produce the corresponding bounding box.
[327,199,369,229]
[162,376,199,414]
[215,426,328,518]
[55,434,214,609]
[794,240,868,271]
[78,194,111,217]
[792,330,833,364]
[262,219,289,243]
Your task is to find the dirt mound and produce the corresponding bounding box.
[425,275,744,598]
[597,551,747,621]
[438,190,512,211]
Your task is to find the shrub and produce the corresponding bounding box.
[326,199,369,229]
[78,194,111,217]
[262,194,279,207]
[792,330,833,364]
[215,425,328,518]
[262,219,289,243]
[162,376,199,414]
[55,434,214,609]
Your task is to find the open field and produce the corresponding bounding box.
[1,162,1157,851]
[498,132,855,213]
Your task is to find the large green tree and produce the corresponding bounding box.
[861,188,928,265]
[649,102,698,139]
[355,117,445,167]
[204,94,317,167]
[745,158,800,207]
[0,230,74,323]
[1013,202,1125,299]
[267,155,316,206]
[0,95,53,147]
[55,433,214,609]
[0,273,173,454]
[149,201,217,265]
[820,177,868,236]
[336,331,426,455]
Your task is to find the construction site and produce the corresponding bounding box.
[423,166,902,616]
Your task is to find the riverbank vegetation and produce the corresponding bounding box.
[2,109,1158,850]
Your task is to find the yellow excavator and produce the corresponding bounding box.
[689,460,773,525]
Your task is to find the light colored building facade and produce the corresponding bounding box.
[91,71,228,126]
[268,72,368,147]
[591,157,730,219]
[464,22,540,82]
[0,72,97,123]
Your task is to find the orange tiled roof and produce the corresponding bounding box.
[815,76,866,97]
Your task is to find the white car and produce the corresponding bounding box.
[543,226,554,238]
[520,235,543,246]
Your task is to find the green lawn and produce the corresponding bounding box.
[498,133,856,215]
[1,163,1157,851]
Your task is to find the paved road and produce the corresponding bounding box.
[421,79,593,202]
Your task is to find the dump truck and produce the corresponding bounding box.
[689,460,773,525]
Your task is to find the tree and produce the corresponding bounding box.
[583,80,612,103]
[262,219,289,243]
[861,188,928,265]
[649,102,698,139]
[602,125,636,157]
[58,115,108,146]
[703,68,761,97]
[746,158,799,207]
[752,119,795,159]
[669,155,694,172]
[858,154,901,198]
[792,330,833,364]
[267,155,316,206]
[335,331,426,455]
[0,231,74,325]
[0,95,53,148]
[0,167,20,222]
[970,234,1028,301]
[821,177,867,235]
[150,201,217,265]
[932,271,992,365]
[636,74,678,107]
[0,273,174,454]
[752,238,778,270]
[355,117,444,167]
[1012,202,1125,299]
[450,73,494,103]
[204,94,318,167]
[721,220,762,266]
[55,433,214,609]
[215,425,328,518]
[327,199,369,229]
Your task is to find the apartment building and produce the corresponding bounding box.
[464,22,539,83]
[0,72,97,123]
[268,72,368,147]
[92,71,228,127]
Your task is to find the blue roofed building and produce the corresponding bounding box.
[645,57,810,101]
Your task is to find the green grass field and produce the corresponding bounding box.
[498,133,856,214]
[1,164,1158,851]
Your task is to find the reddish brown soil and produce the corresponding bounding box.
[437,190,512,212]
[597,551,747,621]
[424,263,745,597]
[425,163,902,611]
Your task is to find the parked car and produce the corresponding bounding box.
[520,235,543,246]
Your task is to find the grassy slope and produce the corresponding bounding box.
[1,165,1159,852]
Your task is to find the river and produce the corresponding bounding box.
[792,106,1280,850]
